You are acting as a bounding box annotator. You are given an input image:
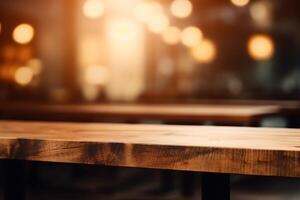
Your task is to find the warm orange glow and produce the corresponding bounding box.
[191,39,217,64]
[27,59,43,75]
[108,18,140,42]
[134,1,169,34]
[82,85,100,101]
[84,65,109,85]
[18,46,33,62]
[181,26,203,47]
[13,24,34,45]
[147,13,169,34]
[83,0,105,19]
[79,35,103,67]
[248,34,274,60]
[162,26,181,45]
[133,3,148,22]
[170,0,193,18]
[105,16,145,101]
[1,45,16,61]
[15,66,34,86]
[250,1,271,28]
[134,1,164,23]
[231,0,249,7]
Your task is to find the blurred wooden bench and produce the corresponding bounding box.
[0,103,281,125]
[0,121,299,200]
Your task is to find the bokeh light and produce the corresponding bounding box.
[84,65,109,85]
[134,1,169,34]
[191,39,217,64]
[170,0,193,18]
[133,2,149,22]
[15,66,34,86]
[162,26,181,45]
[108,18,140,42]
[27,59,43,75]
[250,1,272,28]
[231,0,250,7]
[247,34,275,60]
[134,1,164,23]
[147,13,169,34]
[181,26,203,47]
[13,24,34,45]
[83,0,105,19]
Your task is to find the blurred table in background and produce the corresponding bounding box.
[190,99,300,127]
[0,102,281,126]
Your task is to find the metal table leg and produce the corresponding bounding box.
[202,173,230,200]
[181,171,196,197]
[3,160,27,200]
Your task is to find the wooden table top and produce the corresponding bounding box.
[0,121,299,177]
[0,103,281,124]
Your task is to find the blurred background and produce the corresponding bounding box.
[1,0,300,103]
[0,0,299,200]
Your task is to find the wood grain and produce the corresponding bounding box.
[0,103,281,124]
[0,121,298,177]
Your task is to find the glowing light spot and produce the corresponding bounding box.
[170,0,193,18]
[13,24,34,45]
[181,26,203,47]
[27,59,43,75]
[134,1,164,23]
[250,1,271,28]
[84,65,109,85]
[83,0,104,19]
[162,26,181,45]
[191,39,217,64]
[231,0,250,7]
[134,1,168,34]
[15,66,34,86]
[147,13,169,34]
[133,3,149,22]
[108,18,140,42]
[248,34,274,60]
